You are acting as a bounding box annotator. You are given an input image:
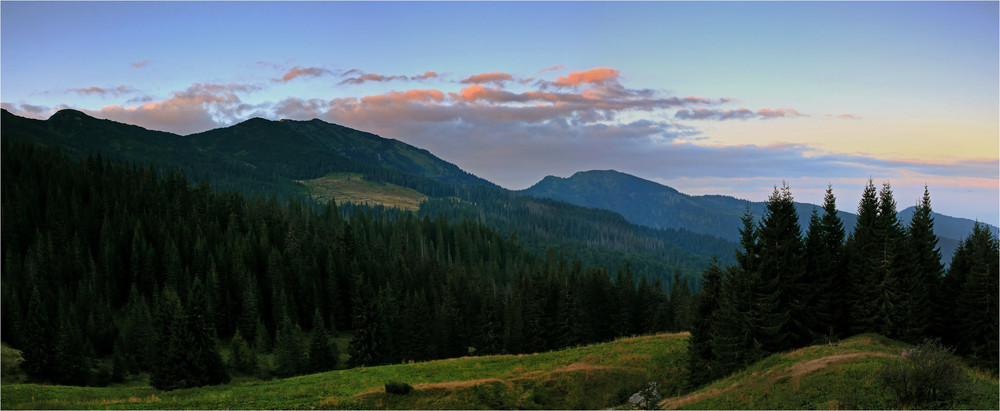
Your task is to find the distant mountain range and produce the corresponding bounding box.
[521,169,994,263]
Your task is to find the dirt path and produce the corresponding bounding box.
[659,351,896,410]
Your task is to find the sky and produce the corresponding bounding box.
[2,1,998,225]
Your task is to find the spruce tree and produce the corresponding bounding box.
[754,184,799,351]
[186,280,230,387]
[20,286,54,379]
[848,179,882,334]
[347,276,383,367]
[904,186,943,342]
[817,186,847,337]
[874,182,909,338]
[229,329,258,375]
[150,288,188,391]
[308,309,339,373]
[687,257,723,388]
[274,313,307,377]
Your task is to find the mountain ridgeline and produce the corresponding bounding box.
[0,109,737,283]
[521,169,993,263]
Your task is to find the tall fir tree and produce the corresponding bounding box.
[307,309,339,373]
[817,186,847,337]
[904,186,943,343]
[754,184,800,351]
[687,257,723,388]
[848,179,882,334]
[274,313,307,377]
[874,182,909,338]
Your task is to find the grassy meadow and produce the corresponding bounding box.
[662,334,999,410]
[1,333,689,409]
[3,332,997,409]
[298,172,428,211]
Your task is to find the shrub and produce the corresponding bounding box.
[385,381,414,395]
[880,339,966,409]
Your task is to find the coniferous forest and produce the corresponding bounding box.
[686,182,999,388]
[2,137,996,393]
[1,140,692,389]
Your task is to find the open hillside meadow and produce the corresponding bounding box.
[2,333,689,409]
[3,333,997,410]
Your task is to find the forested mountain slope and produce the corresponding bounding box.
[1,140,711,389]
[1,109,737,282]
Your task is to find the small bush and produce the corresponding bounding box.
[880,339,966,409]
[385,381,414,395]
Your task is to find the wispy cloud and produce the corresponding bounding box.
[68,85,140,97]
[539,64,566,74]
[675,107,807,121]
[131,60,149,68]
[550,67,620,87]
[460,72,515,85]
[1,102,52,117]
[757,108,806,119]
[411,71,439,80]
[338,70,441,85]
[273,66,334,83]
[826,113,861,120]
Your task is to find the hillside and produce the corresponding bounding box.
[298,172,428,211]
[663,334,999,410]
[521,169,993,263]
[4,333,995,409]
[0,333,689,410]
[0,109,493,197]
[1,109,737,283]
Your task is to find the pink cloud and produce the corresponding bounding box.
[539,64,566,73]
[460,72,515,85]
[552,67,620,87]
[131,60,149,68]
[360,89,445,105]
[411,71,439,80]
[78,82,261,134]
[274,66,333,83]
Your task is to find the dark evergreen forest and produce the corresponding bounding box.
[1,140,697,389]
[687,182,999,388]
[3,136,995,392]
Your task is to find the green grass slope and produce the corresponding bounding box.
[661,334,999,410]
[299,172,428,211]
[0,333,689,410]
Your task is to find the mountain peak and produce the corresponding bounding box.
[49,108,92,121]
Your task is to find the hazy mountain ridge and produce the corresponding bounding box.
[522,169,993,263]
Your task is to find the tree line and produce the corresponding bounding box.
[0,140,700,389]
[687,182,999,387]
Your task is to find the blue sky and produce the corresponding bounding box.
[2,1,997,225]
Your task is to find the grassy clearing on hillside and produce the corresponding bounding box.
[661,334,999,410]
[298,173,427,211]
[0,333,689,410]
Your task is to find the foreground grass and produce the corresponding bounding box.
[299,172,427,211]
[1,333,689,409]
[661,334,1000,410]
